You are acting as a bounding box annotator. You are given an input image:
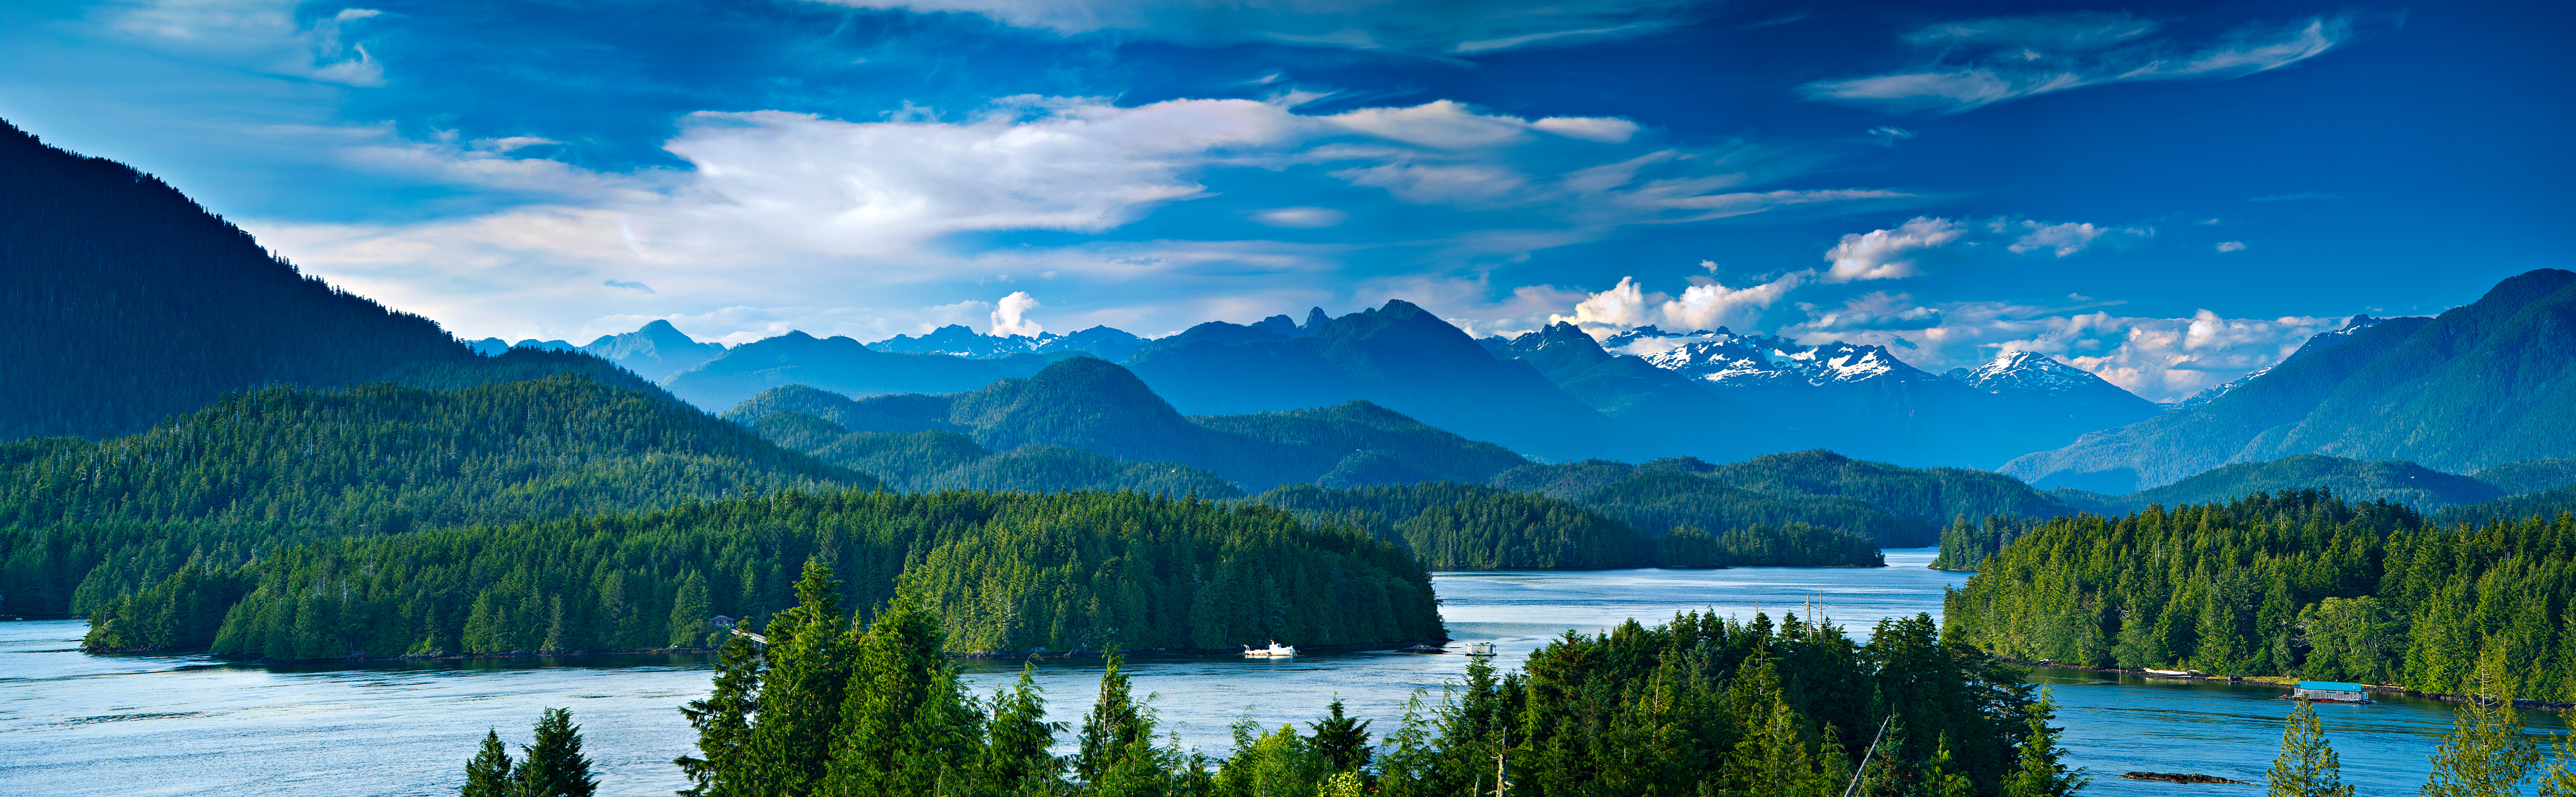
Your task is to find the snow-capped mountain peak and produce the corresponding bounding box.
[1950,351,2107,394]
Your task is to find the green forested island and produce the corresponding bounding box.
[1943,488,2576,701]
[77,489,1443,657]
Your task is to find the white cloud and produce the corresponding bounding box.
[1250,207,1350,228]
[110,0,390,86]
[1773,294,2343,402]
[2216,241,2248,253]
[805,0,1713,54]
[989,291,1043,336]
[1541,271,1807,338]
[1531,116,1640,143]
[2007,221,2111,257]
[1803,13,2360,114]
[251,95,1906,344]
[1824,217,1964,282]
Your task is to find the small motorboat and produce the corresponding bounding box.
[1243,641,1297,658]
[2140,668,2197,677]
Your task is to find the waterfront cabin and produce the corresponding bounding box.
[709,615,736,629]
[2293,681,2372,703]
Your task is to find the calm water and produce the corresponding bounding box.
[1,548,2546,795]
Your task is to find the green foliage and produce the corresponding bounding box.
[463,729,515,797]
[74,489,1444,657]
[2423,663,2542,797]
[1253,482,1879,569]
[1930,515,2044,571]
[675,634,762,797]
[661,580,2060,797]
[1497,450,2065,549]
[0,375,865,535]
[2267,699,2355,797]
[518,708,599,797]
[1945,488,2576,701]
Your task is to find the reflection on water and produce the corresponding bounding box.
[0,548,2546,794]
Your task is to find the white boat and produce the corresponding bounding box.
[1463,642,1496,657]
[2140,668,2197,677]
[1243,641,1297,658]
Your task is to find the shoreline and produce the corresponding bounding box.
[77,638,1460,664]
[1997,657,2576,714]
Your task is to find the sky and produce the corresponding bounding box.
[3,0,2570,402]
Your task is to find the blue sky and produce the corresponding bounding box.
[3,0,2568,400]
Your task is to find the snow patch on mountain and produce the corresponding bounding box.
[2164,315,2383,410]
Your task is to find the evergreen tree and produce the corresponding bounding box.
[1307,699,1373,776]
[824,597,978,797]
[462,728,516,797]
[2001,691,2085,797]
[2423,664,2540,797]
[517,708,598,797]
[975,663,1066,797]
[670,573,711,648]
[675,633,765,797]
[741,560,855,797]
[2266,698,2353,797]
[1076,649,1152,786]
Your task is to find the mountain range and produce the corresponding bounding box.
[2005,269,2576,491]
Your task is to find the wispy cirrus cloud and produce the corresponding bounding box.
[805,0,1721,54]
[1802,12,2369,114]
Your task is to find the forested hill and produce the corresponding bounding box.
[1251,482,1881,569]
[0,373,868,535]
[2005,268,2576,491]
[0,119,681,441]
[1494,450,2072,548]
[725,357,1529,492]
[75,490,1444,658]
[1943,489,2576,702]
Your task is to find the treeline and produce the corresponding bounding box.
[1943,488,2576,700]
[74,490,1443,658]
[0,375,864,537]
[1495,450,2068,549]
[1253,483,1882,569]
[650,560,2080,797]
[1928,516,2047,570]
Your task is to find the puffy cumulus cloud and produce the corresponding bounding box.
[989,291,1044,336]
[1542,271,1808,338]
[1825,217,1964,282]
[257,93,1908,344]
[110,0,389,86]
[808,0,1714,54]
[1803,12,2366,114]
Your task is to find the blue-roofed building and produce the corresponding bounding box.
[2294,681,2373,703]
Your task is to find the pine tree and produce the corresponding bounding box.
[516,708,598,797]
[675,633,764,797]
[462,728,516,797]
[2001,691,2086,797]
[2266,698,2354,797]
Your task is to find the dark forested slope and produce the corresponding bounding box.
[2050,454,2505,515]
[0,120,474,439]
[1495,450,2071,548]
